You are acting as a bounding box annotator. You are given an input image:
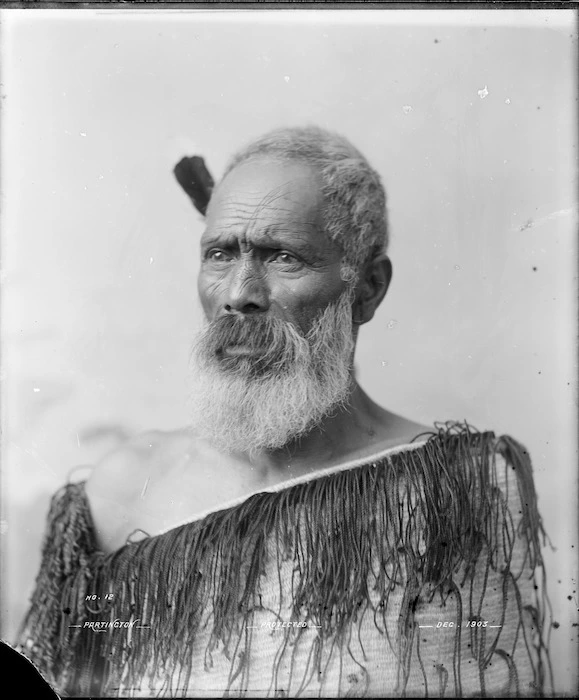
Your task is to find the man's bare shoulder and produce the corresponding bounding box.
[84,428,216,554]
[85,429,191,499]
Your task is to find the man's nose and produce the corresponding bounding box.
[224,260,270,314]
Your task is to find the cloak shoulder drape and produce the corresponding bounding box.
[17,423,553,698]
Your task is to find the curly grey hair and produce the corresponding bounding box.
[223,126,389,279]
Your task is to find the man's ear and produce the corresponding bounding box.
[352,254,392,325]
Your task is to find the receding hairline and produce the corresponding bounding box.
[207,156,325,223]
[220,153,325,190]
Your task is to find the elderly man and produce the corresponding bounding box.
[18,126,551,697]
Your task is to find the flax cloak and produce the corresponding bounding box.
[17,423,553,697]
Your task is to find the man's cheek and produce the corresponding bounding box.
[293,304,325,336]
[198,277,228,317]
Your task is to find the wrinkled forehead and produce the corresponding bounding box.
[204,158,325,240]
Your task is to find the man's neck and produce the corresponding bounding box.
[229,383,427,486]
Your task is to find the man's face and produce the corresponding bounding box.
[189,158,356,454]
[198,158,349,336]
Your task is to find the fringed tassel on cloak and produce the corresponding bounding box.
[16,479,104,692]
[16,422,553,697]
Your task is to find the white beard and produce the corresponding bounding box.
[188,291,355,455]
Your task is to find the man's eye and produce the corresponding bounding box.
[207,250,231,263]
[271,252,299,265]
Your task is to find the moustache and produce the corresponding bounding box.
[196,314,308,375]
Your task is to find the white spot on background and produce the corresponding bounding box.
[284,76,290,83]
[514,206,577,233]
[402,105,413,114]
[505,98,511,104]
[33,388,40,393]
[478,85,489,99]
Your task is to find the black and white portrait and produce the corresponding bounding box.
[1,7,577,698]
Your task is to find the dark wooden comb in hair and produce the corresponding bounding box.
[173,156,215,216]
